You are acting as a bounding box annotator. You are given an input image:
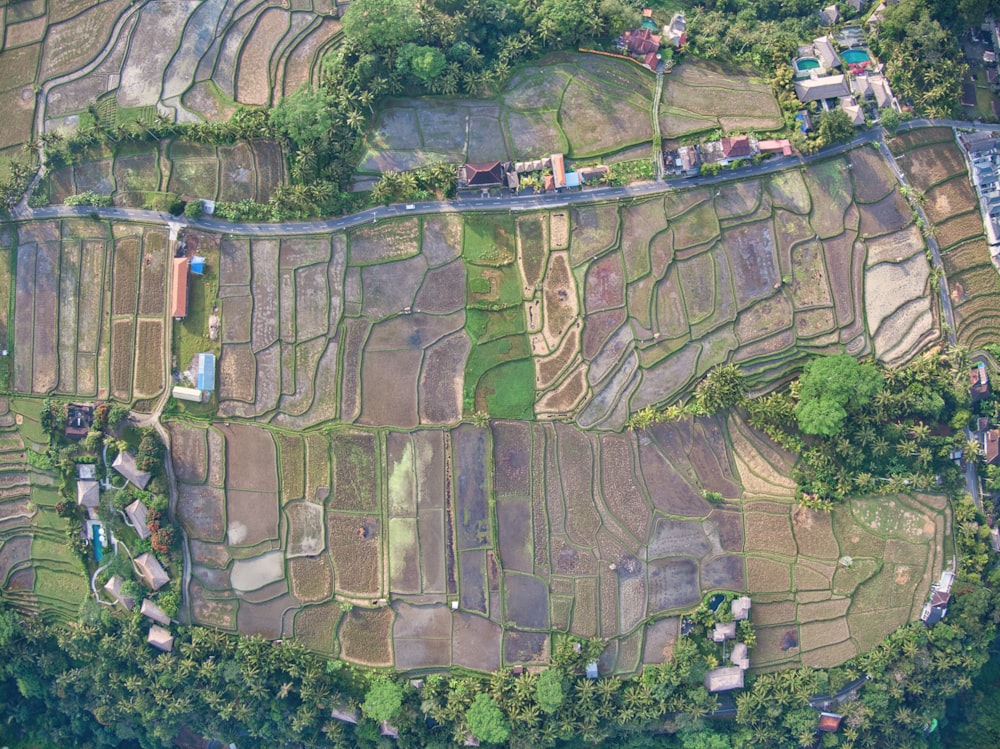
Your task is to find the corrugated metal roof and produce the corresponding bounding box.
[197,353,216,391]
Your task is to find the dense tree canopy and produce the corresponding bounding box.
[794,354,883,436]
[342,0,422,51]
[466,692,510,744]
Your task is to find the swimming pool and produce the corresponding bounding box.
[841,48,871,65]
[794,57,821,73]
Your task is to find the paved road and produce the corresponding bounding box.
[11,129,883,233]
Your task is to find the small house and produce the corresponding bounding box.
[141,598,171,626]
[113,450,151,490]
[712,621,737,642]
[677,145,701,174]
[77,463,97,481]
[380,722,400,739]
[171,257,190,320]
[196,353,216,392]
[813,36,841,68]
[665,13,687,48]
[721,136,753,160]
[840,97,866,126]
[564,171,581,189]
[125,498,151,540]
[819,5,839,25]
[104,575,135,611]
[794,75,850,103]
[459,162,505,189]
[705,666,744,692]
[135,552,169,590]
[970,363,990,403]
[621,27,661,56]
[147,625,174,652]
[190,256,206,275]
[65,403,94,439]
[985,429,1000,465]
[172,386,205,403]
[585,661,599,679]
[578,165,609,183]
[551,153,567,189]
[818,712,843,732]
[463,734,481,747]
[758,139,794,157]
[77,480,100,515]
[732,596,752,621]
[330,705,360,724]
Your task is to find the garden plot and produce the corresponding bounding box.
[220,424,278,548]
[661,61,782,132]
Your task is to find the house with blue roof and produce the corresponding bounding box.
[197,353,216,392]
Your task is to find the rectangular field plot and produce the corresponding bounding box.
[132,319,164,398]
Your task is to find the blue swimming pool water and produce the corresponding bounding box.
[795,58,821,71]
[841,48,871,64]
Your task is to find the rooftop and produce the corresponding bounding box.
[125,498,151,540]
[705,666,744,692]
[171,257,190,319]
[135,552,170,591]
[147,624,174,652]
[794,75,850,102]
[77,480,100,510]
[712,621,737,642]
[460,161,505,188]
[818,712,843,732]
[113,450,151,490]
[731,596,752,620]
[104,575,135,611]
[141,598,171,626]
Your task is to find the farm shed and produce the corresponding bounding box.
[171,257,190,319]
[113,450,151,490]
[125,498,151,540]
[172,386,205,402]
[135,552,169,590]
[705,666,744,692]
[196,353,216,391]
[141,599,170,626]
[147,625,174,652]
[818,713,843,732]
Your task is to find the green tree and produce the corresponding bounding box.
[879,107,901,135]
[397,43,448,84]
[184,199,204,218]
[466,692,510,744]
[362,678,403,722]
[342,0,421,52]
[794,354,883,436]
[694,363,747,414]
[269,87,335,148]
[816,108,855,145]
[535,668,565,714]
[534,0,597,47]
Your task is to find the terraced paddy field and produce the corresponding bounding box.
[357,54,781,180]
[5,144,955,673]
[173,415,947,672]
[891,127,1000,351]
[206,148,934,432]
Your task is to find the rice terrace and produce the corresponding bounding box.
[2,135,977,674]
[3,0,1000,739]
